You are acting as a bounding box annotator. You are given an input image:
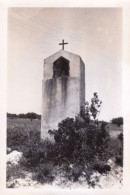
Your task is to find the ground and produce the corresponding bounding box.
[6,156,123,189]
[6,118,123,189]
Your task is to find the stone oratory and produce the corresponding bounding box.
[41,40,85,139]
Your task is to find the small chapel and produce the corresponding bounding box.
[41,40,85,139]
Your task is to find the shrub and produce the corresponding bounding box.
[115,156,123,166]
[47,93,112,182]
[32,163,54,184]
[108,136,123,167]
[7,112,41,119]
[7,127,29,150]
[50,118,110,162]
[7,113,17,118]
[111,117,123,127]
[93,163,111,174]
[19,138,56,184]
[20,136,60,169]
[80,92,102,121]
[6,164,25,182]
[7,127,40,151]
[48,116,111,182]
[118,133,123,141]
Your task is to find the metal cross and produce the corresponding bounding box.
[59,39,68,50]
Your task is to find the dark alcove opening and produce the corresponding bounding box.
[53,56,70,78]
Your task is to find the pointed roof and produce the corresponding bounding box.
[44,49,81,64]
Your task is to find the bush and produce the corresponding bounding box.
[21,139,55,169]
[7,112,41,119]
[48,116,111,182]
[6,164,25,182]
[94,163,111,174]
[7,127,40,151]
[32,163,54,184]
[115,156,123,166]
[7,127,29,150]
[118,133,123,141]
[49,118,110,163]
[108,136,123,167]
[111,117,123,127]
[80,92,102,121]
[18,114,111,183]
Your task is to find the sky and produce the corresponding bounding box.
[7,8,122,121]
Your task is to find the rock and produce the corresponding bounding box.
[7,147,11,153]
[7,150,23,165]
[78,176,86,183]
[91,172,100,178]
[107,159,115,167]
[90,172,101,183]
[69,164,73,168]
[82,171,86,176]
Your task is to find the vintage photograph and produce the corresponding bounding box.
[7,8,123,188]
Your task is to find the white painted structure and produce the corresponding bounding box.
[41,49,85,139]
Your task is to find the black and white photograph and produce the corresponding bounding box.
[6,7,124,189]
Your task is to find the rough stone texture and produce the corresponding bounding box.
[41,49,85,139]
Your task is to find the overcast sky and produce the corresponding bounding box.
[7,8,122,121]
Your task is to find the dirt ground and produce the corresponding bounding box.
[7,154,123,189]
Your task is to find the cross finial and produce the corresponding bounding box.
[59,39,68,50]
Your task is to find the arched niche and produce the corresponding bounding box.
[53,56,70,78]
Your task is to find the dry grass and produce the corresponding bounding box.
[7,118,41,132]
[7,118,123,139]
[106,123,123,138]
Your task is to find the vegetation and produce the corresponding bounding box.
[111,117,123,127]
[7,93,123,187]
[7,112,41,120]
